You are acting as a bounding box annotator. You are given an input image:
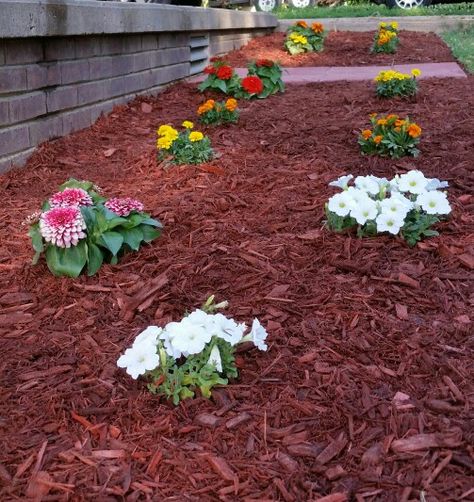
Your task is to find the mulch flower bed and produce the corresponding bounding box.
[0,75,473,500]
[223,31,456,67]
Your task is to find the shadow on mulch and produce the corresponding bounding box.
[223,31,456,67]
[0,77,473,500]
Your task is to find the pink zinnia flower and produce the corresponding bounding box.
[104,197,144,217]
[49,188,93,208]
[39,207,87,248]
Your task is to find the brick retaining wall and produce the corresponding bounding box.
[0,0,276,172]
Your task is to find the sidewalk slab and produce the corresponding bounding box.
[190,62,466,85]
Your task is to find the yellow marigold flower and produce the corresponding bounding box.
[380,22,387,28]
[391,21,398,29]
[296,20,308,28]
[374,135,383,144]
[378,34,389,45]
[157,125,174,136]
[225,98,238,112]
[377,119,387,126]
[411,68,421,77]
[290,33,308,45]
[362,129,372,140]
[189,131,204,142]
[157,136,173,150]
[407,123,422,138]
[182,120,194,129]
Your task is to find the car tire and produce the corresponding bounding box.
[253,0,280,12]
[386,0,431,8]
[288,0,314,7]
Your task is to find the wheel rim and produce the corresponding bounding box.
[257,0,277,11]
[290,0,312,7]
[394,0,425,8]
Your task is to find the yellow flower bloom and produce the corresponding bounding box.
[182,121,194,129]
[157,125,174,136]
[377,119,387,126]
[391,21,398,29]
[380,22,387,28]
[157,136,173,150]
[189,131,204,142]
[411,68,421,77]
[289,33,308,45]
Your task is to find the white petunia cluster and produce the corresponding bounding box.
[117,309,268,380]
[327,170,451,236]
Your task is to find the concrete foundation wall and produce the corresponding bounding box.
[0,0,276,172]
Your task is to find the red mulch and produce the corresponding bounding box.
[0,76,473,501]
[223,31,456,67]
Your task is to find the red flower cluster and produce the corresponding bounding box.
[256,59,274,68]
[241,76,263,95]
[216,65,233,80]
[204,65,215,75]
[210,56,222,63]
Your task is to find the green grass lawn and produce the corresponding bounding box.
[442,26,474,73]
[275,2,474,19]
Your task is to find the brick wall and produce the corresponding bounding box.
[0,1,276,172]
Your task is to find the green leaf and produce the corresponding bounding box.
[141,217,163,228]
[28,226,44,253]
[140,225,161,243]
[100,231,124,256]
[45,241,88,277]
[86,242,104,276]
[122,227,144,251]
[215,79,227,94]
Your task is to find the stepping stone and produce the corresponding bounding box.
[190,62,466,84]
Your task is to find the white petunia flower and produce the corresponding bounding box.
[376,213,405,235]
[164,317,212,356]
[346,187,372,205]
[350,198,378,225]
[186,309,210,327]
[208,313,246,346]
[397,170,428,194]
[327,191,355,217]
[159,327,183,359]
[241,318,268,351]
[369,175,390,190]
[117,343,160,379]
[133,326,162,348]
[425,178,449,191]
[390,191,414,210]
[416,190,451,215]
[354,175,380,196]
[329,174,353,189]
[207,344,223,372]
[380,197,411,220]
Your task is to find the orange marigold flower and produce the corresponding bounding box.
[387,114,398,120]
[225,98,238,112]
[370,113,377,118]
[374,135,383,144]
[394,119,405,127]
[297,20,308,28]
[312,22,324,33]
[407,123,422,138]
[394,127,401,133]
[377,119,387,126]
[362,129,372,140]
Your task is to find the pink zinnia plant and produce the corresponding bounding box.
[105,197,144,217]
[39,207,87,248]
[49,188,93,208]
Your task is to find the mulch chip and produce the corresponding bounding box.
[223,31,455,67]
[0,68,473,501]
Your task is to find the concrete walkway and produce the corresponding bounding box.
[277,15,474,34]
[191,62,466,85]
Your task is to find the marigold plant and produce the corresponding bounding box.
[198,58,241,95]
[246,59,285,98]
[197,98,239,125]
[157,122,213,165]
[325,171,451,246]
[28,179,162,277]
[284,20,326,55]
[375,68,421,98]
[358,113,422,158]
[117,296,269,405]
[372,21,399,54]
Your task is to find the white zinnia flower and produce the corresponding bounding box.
[117,344,160,379]
[354,175,380,196]
[350,198,378,225]
[208,313,246,346]
[397,170,428,194]
[380,197,411,220]
[329,174,353,189]
[133,326,162,348]
[241,318,268,351]
[416,191,451,215]
[376,213,405,235]
[327,191,355,217]
[425,178,449,191]
[207,345,223,372]
[164,317,212,356]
